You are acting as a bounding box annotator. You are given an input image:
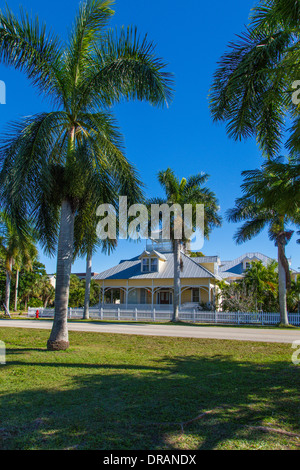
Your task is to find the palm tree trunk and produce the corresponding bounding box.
[278,245,289,326]
[14,269,19,311]
[47,200,75,350]
[83,251,92,320]
[4,259,12,315]
[172,240,181,322]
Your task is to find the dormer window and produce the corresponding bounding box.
[142,257,159,273]
[140,250,166,273]
[151,258,158,272]
[142,258,150,272]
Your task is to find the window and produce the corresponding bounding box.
[151,258,158,272]
[142,258,150,272]
[245,262,251,270]
[192,288,200,303]
[142,257,158,272]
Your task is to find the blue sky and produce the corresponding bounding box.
[0,0,299,273]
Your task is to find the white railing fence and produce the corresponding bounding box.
[27,307,300,326]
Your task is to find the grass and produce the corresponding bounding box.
[0,327,299,450]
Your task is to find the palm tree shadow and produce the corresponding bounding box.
[1,354,299,450]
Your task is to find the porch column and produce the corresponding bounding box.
[208,281,211,303]
[102,282,105,307]
[151,280,154,309]
[126,281,128,308]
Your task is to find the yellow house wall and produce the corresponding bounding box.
[95,277,212,289]
[96,276,213,304]
[197,262,215,274]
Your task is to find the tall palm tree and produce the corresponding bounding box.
[227,159,300,325]
[209,0,300,159]
[0,1,173,349]
[150,168,221,322]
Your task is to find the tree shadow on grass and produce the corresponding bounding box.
[1,353,299,450]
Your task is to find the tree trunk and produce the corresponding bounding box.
[47,200,75,350]
[278,245,289,326]
[14,269,19,312]
[83,251,92,320]
[4,259,12,315]
[172,240,181,322]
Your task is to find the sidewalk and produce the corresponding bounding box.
[0,319,300,344]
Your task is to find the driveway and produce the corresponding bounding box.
[0,319,299,344]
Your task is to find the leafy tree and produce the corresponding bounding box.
[288,276,300,313]
[216,280,257,313]
[68,275,100,308]
[150,168,221,322]
[0,1,173,349]
[244,261,278,312]
[18,261,48,310]
[189,251,205,258]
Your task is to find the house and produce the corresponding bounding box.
[219,252,298,282]
[94,239,222,309]
[93,246,299,309]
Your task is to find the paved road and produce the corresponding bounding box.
[0,319,299,344]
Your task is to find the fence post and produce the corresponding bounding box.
[193,309,196,323]
[117,308,120,321]
[100,307,103,320]
[153,308,156,322]
[135,308,138,321]
[237,311,240,325]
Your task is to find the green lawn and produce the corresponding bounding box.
[0,328,299,450]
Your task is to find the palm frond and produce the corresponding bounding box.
[77,25,174,110]
[209,24,293,157]
[0,5,64,105]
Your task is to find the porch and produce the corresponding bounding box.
[100,283,215,309]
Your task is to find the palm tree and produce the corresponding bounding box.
[0,213,37,315]
[150,168,221,322]
[13,236,38,312]
[209,0,300,159]
[227,159,300,325]
[0,1,173,349]
[34,276,55,309]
